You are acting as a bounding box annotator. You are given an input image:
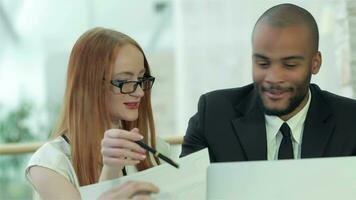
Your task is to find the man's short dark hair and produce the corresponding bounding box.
[252,3,319,53]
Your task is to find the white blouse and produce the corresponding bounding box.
[25,136,171,200]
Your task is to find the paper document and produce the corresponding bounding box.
[80,148,210,200]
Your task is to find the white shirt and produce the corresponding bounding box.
[265,90,311,160]
[25,136,171,200]
[25,137,79,200]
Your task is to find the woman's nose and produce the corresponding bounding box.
[130,84,145,97]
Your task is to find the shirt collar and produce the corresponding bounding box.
[265,89,312,144]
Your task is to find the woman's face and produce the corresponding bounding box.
[109,44,145,123]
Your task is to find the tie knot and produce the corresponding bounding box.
[280,123,291,138]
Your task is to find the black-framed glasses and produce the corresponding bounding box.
[110,75,155,94]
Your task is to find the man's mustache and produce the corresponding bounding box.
[260,84,293,93]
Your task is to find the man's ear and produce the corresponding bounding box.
[311,51,322,75]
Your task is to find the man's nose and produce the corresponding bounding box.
[264,63,285,83]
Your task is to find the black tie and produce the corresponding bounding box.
[278,123,294,159]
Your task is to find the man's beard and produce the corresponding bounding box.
[255,78,310,117]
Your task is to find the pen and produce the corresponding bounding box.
[135,140,180,169]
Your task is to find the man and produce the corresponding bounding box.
[180,3,356,162]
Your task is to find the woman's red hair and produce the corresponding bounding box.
[52,27,159,186]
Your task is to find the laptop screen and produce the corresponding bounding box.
[207,157,356,200]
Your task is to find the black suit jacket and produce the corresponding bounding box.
[181,83,356,162]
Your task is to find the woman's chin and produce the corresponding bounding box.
[121,114,139,122]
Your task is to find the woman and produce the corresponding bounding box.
[25,27,170,199]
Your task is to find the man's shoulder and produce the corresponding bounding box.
[312,84,356,110]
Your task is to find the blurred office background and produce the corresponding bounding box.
[0,0,355,199]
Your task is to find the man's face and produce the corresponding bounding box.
[252,23,321,119]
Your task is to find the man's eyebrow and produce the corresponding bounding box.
[252,54,305,61]
[282,56,305,61]
[253,53,269,60]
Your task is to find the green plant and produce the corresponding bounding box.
[0,101,35,144]
[0,100,57,200]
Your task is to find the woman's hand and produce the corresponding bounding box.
[97,181,159,200]
[100,128,146,180]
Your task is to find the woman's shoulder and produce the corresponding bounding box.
[25,136,79,188]
[28,137,71,166]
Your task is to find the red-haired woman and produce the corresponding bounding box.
[25,27,170,199]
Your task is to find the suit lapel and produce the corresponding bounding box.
[231,88,267,160]
[301,84,335,158]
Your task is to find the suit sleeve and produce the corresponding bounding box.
[180,94,208,157]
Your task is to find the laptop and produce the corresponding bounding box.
[207,157,356,200]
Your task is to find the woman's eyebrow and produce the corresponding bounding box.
[113,69,146,79]
[112,72,133,79]
[116,72,134,76]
